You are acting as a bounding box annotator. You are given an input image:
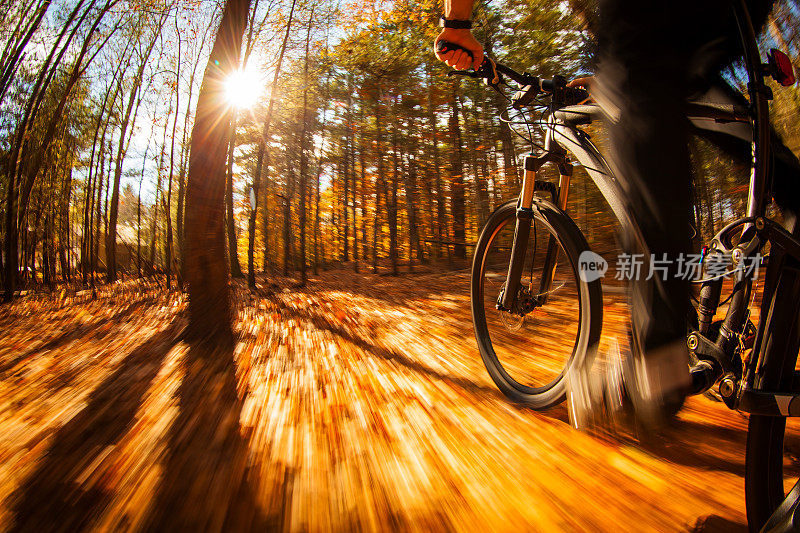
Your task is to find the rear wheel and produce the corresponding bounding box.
[470,199,603,408]
[745,261,800,532]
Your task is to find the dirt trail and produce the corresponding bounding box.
[0,271,787,532]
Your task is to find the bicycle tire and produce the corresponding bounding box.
[470,199,603,409]
[745,262,800,532]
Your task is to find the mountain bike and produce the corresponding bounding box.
[439,0,799,529]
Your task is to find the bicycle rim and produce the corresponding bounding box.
[472,201,597,404]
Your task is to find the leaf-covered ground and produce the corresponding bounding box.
[0,270,794,532]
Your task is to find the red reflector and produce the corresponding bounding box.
[770,49,796,87]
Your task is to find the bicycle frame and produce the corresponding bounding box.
[499,0,800,414]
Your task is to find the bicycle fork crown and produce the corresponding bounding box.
[519,153,573,211]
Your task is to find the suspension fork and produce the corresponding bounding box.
[537,162,572,304]
[499,156,537,311]
[498,152,570,311]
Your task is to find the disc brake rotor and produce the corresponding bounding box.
[499,307,524,331]
[497,282,529,332]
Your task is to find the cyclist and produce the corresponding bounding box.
[435,0,799,429]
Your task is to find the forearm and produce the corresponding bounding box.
[436,0,482,70]
[444,0,473,20]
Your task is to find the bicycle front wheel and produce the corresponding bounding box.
[470,199,603,409]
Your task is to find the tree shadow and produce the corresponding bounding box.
[8,319,184,532]
[9,320,276,531]
[275,268,472,308]
[616,417,748,478]
[274,300,504,399]
[265,298,575,426]
[0,295,158,378]
[686,514,748,532]
[141,339,272,531]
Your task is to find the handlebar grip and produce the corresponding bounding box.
[436,40,474,61]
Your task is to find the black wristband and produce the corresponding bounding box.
[440,17,472,29]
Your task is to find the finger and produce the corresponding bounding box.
[437,49,453,62]
[567,77,592,89]
[456,54,471,71]
[433,39,450,61]
[434,37,453,62]
[473,49,484,70]
[447,50,463,68]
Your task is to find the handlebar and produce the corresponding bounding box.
[436,40,590,107]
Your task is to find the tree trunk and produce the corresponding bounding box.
[373,88,384,274]
[426,67,447,261]
[177,14,216,280]
[403,127,422,264]
[282,193,291,276]
[342,76,353,263]
[493,91,519,191]
[165,21,182,287]
[92,143,107,286]
[297,10,313,286]
[0,0,51,104]
[460,93,488,229]
[358,102,368,261]
[388,116,399,276]
[15,0,119,251]
[449,89,466,259]
[82,63,125,282]
[107,25,161,282]
[313,154,322,276]
[185,0,252,343]
[137,143,149,277]
[248,0,297,285]
[350,85,358,273]
[3,0,100,299]
[259,0,298,275]
[312,68,331,277]
[225,117,244,278]
[150,106,171,270]
[372,183,381,274]
[58,166,73,281]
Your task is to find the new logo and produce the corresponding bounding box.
[578,251,608,282]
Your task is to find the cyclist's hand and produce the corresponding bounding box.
[567,76,594,91]
[434,28,484,71]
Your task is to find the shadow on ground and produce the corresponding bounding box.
[8,321,272,531]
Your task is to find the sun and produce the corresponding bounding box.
[225,64,262,109]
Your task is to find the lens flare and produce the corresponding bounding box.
[225,64,262,109]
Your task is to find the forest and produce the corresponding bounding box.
[0,0,799,530]
[1,0,798,300]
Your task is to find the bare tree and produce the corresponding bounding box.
[297,8,314,286]
[107,16,165,282]
[248,0,298,287]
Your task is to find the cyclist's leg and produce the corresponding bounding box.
[594,0,695,422]
[570,0,782,429]
[770,140,800,233]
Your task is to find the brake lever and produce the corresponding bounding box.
[447,70,478,78]
[436,41,500,86]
